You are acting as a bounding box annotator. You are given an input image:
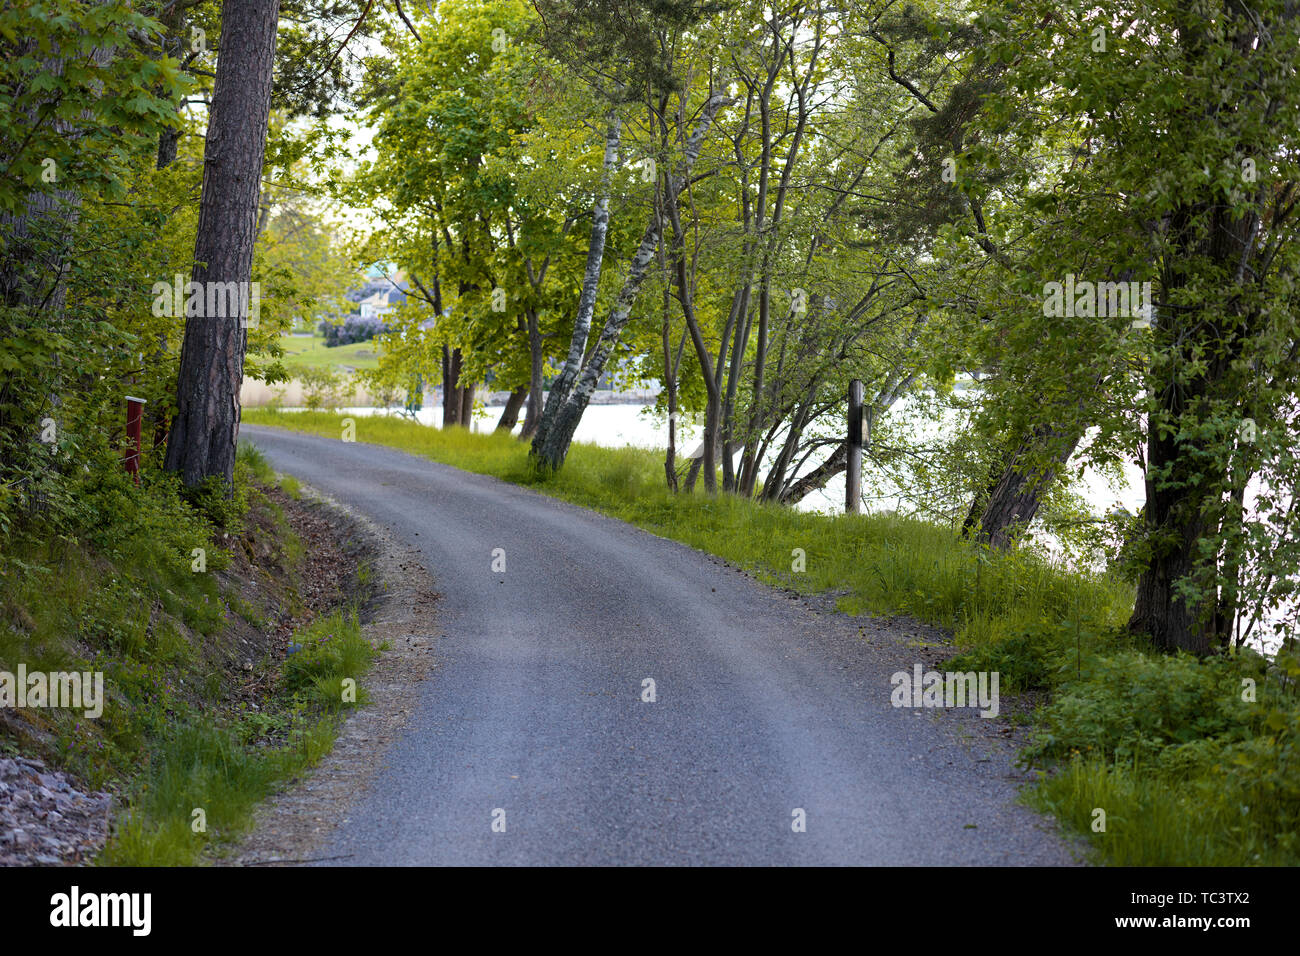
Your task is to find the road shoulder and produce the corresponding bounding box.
[230,485,442,866]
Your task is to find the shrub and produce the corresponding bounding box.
[298,366,352,410]
[1024,649,1270,764]
[319,315,387,347]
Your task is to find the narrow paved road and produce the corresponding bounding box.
[245,425,1077,866]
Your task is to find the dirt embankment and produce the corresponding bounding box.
[1,482,401,866]
[230,491,441,866]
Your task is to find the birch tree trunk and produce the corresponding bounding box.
[531,113,620,453]
[533,219,662,469]
[532,89,732,471]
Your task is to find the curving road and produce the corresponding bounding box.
[244,424,1078,866]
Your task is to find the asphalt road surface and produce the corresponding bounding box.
[244,424,1078,866]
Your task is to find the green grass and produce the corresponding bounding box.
[0,470,225,785]
[1,443,381,866]
[279,333,379,371]
[240,438,302,499]
[100,718,337,866]
[1028,742,1298,866]
[102,610,377,866]
[1021,646,1300,865]
[242,408,1300,867]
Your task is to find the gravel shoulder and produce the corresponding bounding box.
[230,493,441,865]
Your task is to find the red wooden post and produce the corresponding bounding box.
[124,396,146,483]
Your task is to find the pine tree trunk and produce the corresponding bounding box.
[164,0,279,491]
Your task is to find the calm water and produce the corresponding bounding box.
[330,400,1145,517]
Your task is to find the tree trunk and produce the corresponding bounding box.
[157,127,180,170]
[961,457,1002,538]
[153,0,187,171]
[779,444,846,505]
[0,32,116,311]
[520,307,544,440]
[442,345,465,427]
[719,285,751,491]
[164,0,279,491]
[1125,300,1230,655]
[761,389,815,502]
[966,423,1083,550]
[459,376,475,427]
[1127,419,1217,655]
[1124,4,1282,655]
[662,329,680,492]
[496,385,527,432]
[532,113,620,452]
[660,253,685,492]
[665,180,719,492]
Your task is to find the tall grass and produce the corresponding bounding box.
[101,610,376,865]
[1,444,380,865]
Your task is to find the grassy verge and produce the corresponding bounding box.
[101,607,376,865]
[279,333,379,371]
[242,410,1132,649]
[0,442,380,865]
[242,408,1300,866]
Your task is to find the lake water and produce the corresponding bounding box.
[328,399,1146,518]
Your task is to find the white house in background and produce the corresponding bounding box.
[347,274,409,319]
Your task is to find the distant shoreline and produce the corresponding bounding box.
[240,376,660,408]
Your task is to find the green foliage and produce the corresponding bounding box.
[3,0,1299,870]
[1019,636,1300,864]
[1029,691,1300,865]
[236,441,276,485]
[1026,651,1270,764]
[961,0,1300,647]
[180,465,254,529]
[0,0,187,217]
[297,364,352,410]
[1,433,379,864]
[348,0,592,404]
[282,610,376,710]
